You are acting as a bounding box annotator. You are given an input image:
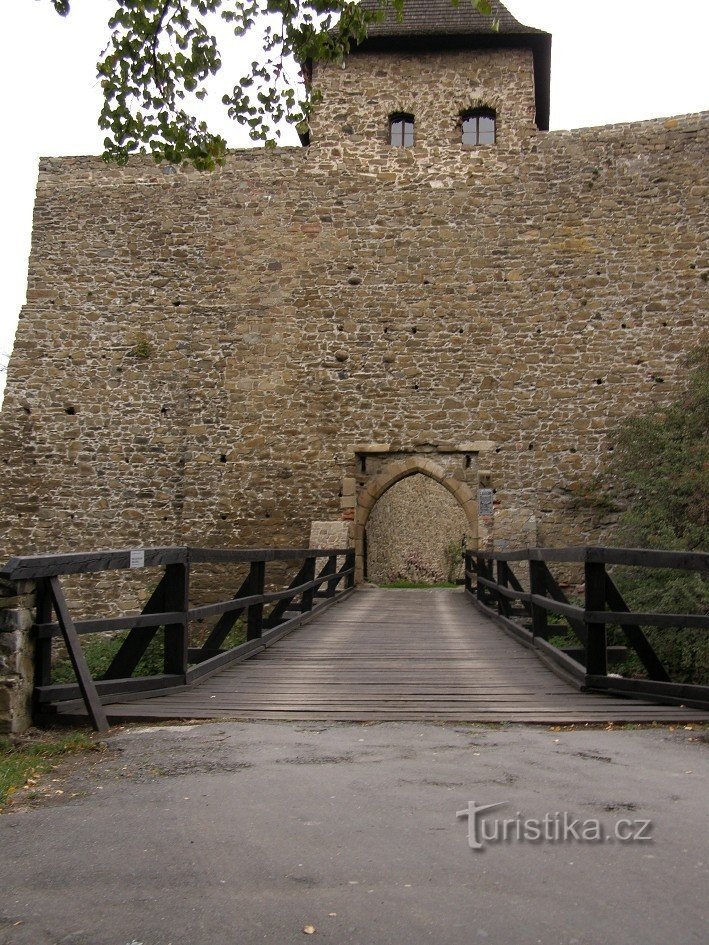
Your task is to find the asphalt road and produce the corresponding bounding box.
[1,721,706,945]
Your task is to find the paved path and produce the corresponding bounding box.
[1,722,706,945]
[101,589,705,723]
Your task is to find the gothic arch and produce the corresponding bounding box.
[354,456,478,582]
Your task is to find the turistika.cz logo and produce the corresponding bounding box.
[456,801,653,851]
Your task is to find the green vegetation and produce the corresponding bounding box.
[44,1,496,167]
[52,618,247,683]
[0,732,98,809]
[214,620,246,651]
[443,539,465,583]
[579,345,708,684]
[131,335,154,359]
[52,631,165,683]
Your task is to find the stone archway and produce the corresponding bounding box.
[354,456,478,583]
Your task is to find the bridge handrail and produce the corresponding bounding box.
[464,546,708,714]
[0,545,356,733]
[0,546,353,580]
[473,546,709,571]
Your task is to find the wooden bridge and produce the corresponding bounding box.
[97,587,704,724]
[1,545,707,730]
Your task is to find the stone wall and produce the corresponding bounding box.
[0,45,706,602]
[366,473,471,583]
[0,579,36,733]
[310,48,538,156]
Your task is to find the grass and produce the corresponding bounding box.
[213,619,246,651]
[378,580,458,589]
[52,618,248,683]
[0,732,99,809]
[51,631,165,683]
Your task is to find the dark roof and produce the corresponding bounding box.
[351,1,552,131]
[358,0,546,39]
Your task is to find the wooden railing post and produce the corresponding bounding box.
[529,559,549,641]
[163,560,189,676]
[301,556,316,613]
[603,572,670,681]
[345,550,356,589]
[475,554,486,603]
[345,548,355,590]
[34,578,53,692]
[325,554,338,598]
[496,561,510,618]
[464,552,472,593]
[48,577,109,734]
[584,560,608,676]
[246,559,266,641]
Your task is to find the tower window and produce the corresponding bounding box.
[462,109,496,146]
[390,113,414,147]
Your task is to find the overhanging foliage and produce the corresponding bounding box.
[42,1,495,168]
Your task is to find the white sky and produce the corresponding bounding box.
[1,0,708,399]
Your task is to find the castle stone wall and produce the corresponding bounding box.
[310,49,537,154]
[0,46,706,589]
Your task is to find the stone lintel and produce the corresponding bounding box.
[353,443,391,454]
[455,441,496,452]
[353,442,496,456]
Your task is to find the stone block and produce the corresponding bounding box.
[353,444,391,454]
[341,477,357,497]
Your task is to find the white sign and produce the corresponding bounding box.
[479,489,494,516]
[129,549,145,569]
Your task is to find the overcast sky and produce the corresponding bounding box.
[1,0,708,399]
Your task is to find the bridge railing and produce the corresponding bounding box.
[464,546,708,712]
[0,545,355,733]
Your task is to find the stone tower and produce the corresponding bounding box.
[310,0,551,155]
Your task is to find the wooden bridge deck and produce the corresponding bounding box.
[97,588,706,724]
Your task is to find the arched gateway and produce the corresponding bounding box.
[354,455,479,583]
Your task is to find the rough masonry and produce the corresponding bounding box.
[0,3,706,587]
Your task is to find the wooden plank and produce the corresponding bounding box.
[537,563,588,646]
[300,556,316,613]
[529,559,549,641]
[266,559,312,628]
[186,640,265,683]
[37,673,184,704]
[103,573,170,679]
[586,547,709,571]
[187,547,351,565]
[477,575,528,600]
[98,586,708,725]
[476,547,709,571]
[163,562,189,676]
[2,545,354,580]
[246,560,266,641]
[584,562,607,676]
[585,610,709,630]
[33,579,53,692]
[48,576,109,733]
[603,573,671,681]
[586,675,709,710]
[3,547,186,579]
[197,571,252,654]
[37,610,185,640]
